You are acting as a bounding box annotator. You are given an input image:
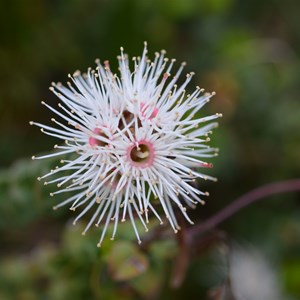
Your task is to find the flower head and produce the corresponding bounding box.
[31,42,221,246]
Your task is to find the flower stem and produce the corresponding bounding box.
[188,178,300,239]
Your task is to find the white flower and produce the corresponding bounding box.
[30,42,221,246]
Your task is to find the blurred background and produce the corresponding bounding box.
[1,0,300,299]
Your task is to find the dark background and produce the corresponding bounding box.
[0,0,300,299]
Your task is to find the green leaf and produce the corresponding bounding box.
[107,241,149,281]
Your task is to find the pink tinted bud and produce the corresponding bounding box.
[89,128,102,147]
[140,102,158,119]
[151,107,159,118]
[199,162,213,168]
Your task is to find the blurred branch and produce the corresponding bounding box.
[170,215,189,289]
[188,178,300,240]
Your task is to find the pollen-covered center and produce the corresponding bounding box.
[118,110,134,130]
[131,144,150,163]
[128,141,155,168]
[106,169,122,189]
[119,110,142,131]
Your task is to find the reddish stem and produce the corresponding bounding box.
[188,178,300,239]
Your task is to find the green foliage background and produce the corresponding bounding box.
[0,0,300,299]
